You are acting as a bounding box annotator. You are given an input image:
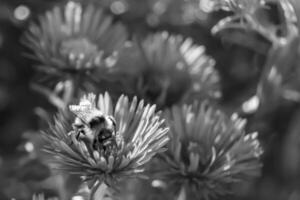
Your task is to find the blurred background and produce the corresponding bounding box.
[1,0,300,200]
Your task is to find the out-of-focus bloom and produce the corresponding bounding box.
[155,102,263,199]
[207,0,265,13]
[32,194,58,200]
[146,0,205,26]
[111,32,220,108]
[43,92,169,188]
[210,0,297,44]
[24,1,127,79]
[210,0,267,35]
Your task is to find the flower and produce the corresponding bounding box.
[43,92,169,189]
[207,0,265,13]
[210,0,266,35]
[24,1,127,80]
[209,0,297,44]
[32,194,58,200]
[155,102,263,199]
[208,0,267,36]
[111,32,220,107]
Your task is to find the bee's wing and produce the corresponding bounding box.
[70,104,104,125]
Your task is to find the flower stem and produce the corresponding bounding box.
[177,186,186,200]
[89,181,108,200]
[64,73,82,105]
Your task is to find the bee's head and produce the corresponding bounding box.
[88,116,106,128]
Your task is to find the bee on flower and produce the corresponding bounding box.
[153,102,263,199]
[69,96,118,156]
[43,92,169,191]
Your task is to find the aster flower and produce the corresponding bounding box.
[24,1,127,80]
[155,102,263,199]
[111,32,220,108]
[43,92,169,191]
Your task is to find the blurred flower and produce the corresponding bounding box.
[146,0,204,26]
[155,102,263,199]
[210,0,297,44]
[43,92,169,189]
[210,0,268,35]
[111,32,220,107]
[32,194,58,200]
[24,1,127,81]
[207,0,265,13]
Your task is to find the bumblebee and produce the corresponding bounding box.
[89,114,117,152]
[71,113,117,153]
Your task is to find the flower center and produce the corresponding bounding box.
[60,37,99,61]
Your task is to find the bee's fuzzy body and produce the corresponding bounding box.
[71,113,117,155]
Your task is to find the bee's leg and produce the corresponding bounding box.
[76,129,87,141]
[75,130,81,140]
[92,139,98,151]
[68,131,77,145]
